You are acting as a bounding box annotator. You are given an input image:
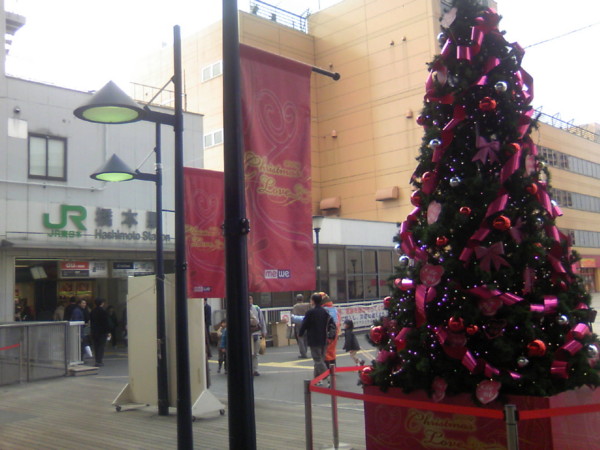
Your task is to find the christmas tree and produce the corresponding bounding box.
[362,0,600,404]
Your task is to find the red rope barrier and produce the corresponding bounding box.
[0,343,20,352]
[309,365,600,421]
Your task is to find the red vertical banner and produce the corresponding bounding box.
[240,44,315,292]
[184,167,225,298]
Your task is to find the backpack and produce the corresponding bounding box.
[326,315,337,340]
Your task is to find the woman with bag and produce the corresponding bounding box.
[249,295,266,376]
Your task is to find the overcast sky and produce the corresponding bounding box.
[5,0,599,126]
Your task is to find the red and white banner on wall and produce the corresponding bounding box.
[184,167,226,298]
[240,44,315,292]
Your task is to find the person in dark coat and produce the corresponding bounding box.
[342,319,362,365]
[63,296,77,321]
[90,298,111,367]
[299,293,331,379]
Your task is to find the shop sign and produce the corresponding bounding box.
[112,261,155,278]
[59,261,108,278]
[60,261,89,278]
[580,257,600,268]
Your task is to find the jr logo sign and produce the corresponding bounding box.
[43,205,87,231]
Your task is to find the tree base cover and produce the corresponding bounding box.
[364,385,600,450]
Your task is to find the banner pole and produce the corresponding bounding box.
[223,0,256,449]
[330,365,339,449]
[304,379,314,450]
[504,404,520,450]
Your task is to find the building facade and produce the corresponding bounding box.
[133,0,600,305]
[0,5,204,322]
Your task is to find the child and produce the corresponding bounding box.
[342,319,362,365]
[217,320,227,374]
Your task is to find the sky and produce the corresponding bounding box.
[4,0,600,126]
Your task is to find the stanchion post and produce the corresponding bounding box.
[330,365,339,449]
[504,404,519,450]
[304,379,314,450]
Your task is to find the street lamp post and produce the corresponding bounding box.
[312,216,325,292]
[89,143,169,417]
[74,25,193,449]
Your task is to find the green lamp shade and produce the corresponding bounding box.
[78,106,142,124]
[74,81,145,124]
[93,171,135,182]
[90,154,136,182]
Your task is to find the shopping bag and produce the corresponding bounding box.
[259,336,266,355]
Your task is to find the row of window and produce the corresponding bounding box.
[252,246,396,307]
[204,129,224,148]
[540,146,600,179]
[567,229,600,249]
[201,61,222,83]
[550,188,600,214]
[29,134,66,181]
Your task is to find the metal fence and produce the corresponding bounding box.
[212,299,383,338]
[0,321,82,386]
[249,0,309,33]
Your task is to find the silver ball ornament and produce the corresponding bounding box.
[556,315,569,326]
[428,139,442,149]
[449,177,461,187]
[494,81,508,93]
[534,217,544,230]
[398,255,410,267]
[437,32,447,45]
[394,243,403,255]
[517,356,529,368]
[587,344,599,358]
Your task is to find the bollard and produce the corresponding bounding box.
[304,379,313,450]
[330,365,339,449]
[504,404,519,450]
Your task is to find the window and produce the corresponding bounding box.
[204,129,224,148]
[28,134,66,180]
[201,61,223,82]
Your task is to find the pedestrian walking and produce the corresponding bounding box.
[342,319,362,366]
[249,295,266,376]
[299,293,331,383]
[291,294,310,358]
[90,298,111,367]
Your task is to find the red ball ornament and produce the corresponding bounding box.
[479,97,497,111]
[559,281,568,292]
[436,236,449,247]
[492,215,511,231]
[506,143,521,155]
[448,317,464,332]
[527,339,547,357]
[459,206,472,216]
[370,326,385,345]
[410,190,422,207]
[526,183,538,195]
[359,366,374,385]
[394,335,407,352]
[466,325,479,335]
[416,115,427,126]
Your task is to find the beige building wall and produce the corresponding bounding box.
[131,0,600,265]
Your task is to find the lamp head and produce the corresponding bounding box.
[74,81,145,124]
[312,215,325,231]
[90,154,136,182]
